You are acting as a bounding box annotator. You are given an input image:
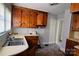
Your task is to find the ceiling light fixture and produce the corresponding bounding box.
[49,3,59,6]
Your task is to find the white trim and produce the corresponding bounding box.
[40,42,55,45]
[0,32,6,36]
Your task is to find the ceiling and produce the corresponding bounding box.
[14,3,70,15]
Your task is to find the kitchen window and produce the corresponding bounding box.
[0,3,11,33]
[5,5,11,31]
[0,4,5,33]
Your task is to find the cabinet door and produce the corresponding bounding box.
[37,12,48,27]
[25,36,38,48]
[66,39,74,49]
[76,14,79,30]
[65,39,75,55]
[71,14,79,31]
[71,14,77,30]
[70,3,79,12]
[37,12,44,25]
[12,7,21,27]
[43,12,48,26]
[29,10,37,28]
[21,8,30,28]
[74,49,79,56]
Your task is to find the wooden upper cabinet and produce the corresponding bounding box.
[29,10,37,28]
[21,8,30,28]
[37,11,48,27]
[12,6,21,27]
[43,12,48,26]
[37,12,44,25]
[71,13,79,31]
[12,6,48,28]
[70,3,79,12]
[71,14,77,30]
[76,14,79,30]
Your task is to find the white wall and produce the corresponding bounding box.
[56,9,71,52]
[13,13,57,44]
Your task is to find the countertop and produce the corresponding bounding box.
[68,38,79,42]
[74,45,79,49]
[0,35,29,56]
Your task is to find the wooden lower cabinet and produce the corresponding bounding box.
[65,39,79,56]
[74,48,79,56]
[15,36,39,56]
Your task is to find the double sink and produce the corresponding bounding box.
[5,37,25,46]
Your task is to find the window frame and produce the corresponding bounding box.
[0,4,11,34]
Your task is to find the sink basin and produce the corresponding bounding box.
[5,38,25,46]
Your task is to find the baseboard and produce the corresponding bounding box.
[41,42,55,45]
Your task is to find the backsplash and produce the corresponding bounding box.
[13,28,48,44]
[74,32,79,39]
[69,31,79,39]
[13,28,45,35]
